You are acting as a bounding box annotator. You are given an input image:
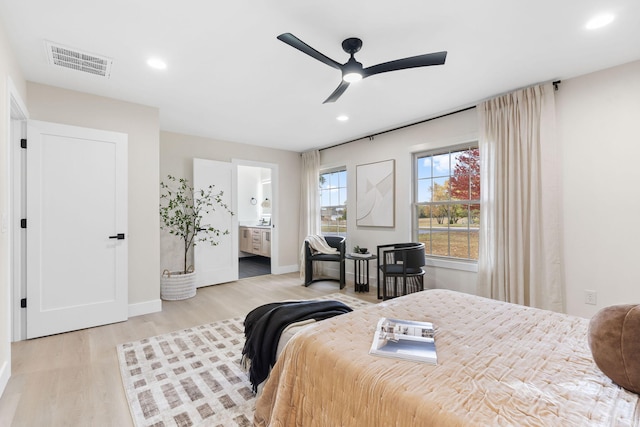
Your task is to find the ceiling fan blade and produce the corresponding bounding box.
[277,33,342,70]
[363,51,447,78]
[323,80,350,104]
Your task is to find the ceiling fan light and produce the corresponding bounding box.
[342,58,363,83]
[343,72,363,83]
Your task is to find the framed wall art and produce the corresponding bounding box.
[356,159,395,227]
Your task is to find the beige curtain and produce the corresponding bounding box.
[299,150,321,278]
[477,83,564,312]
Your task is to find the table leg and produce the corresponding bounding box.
[353,259,371,293]
[364,259,369,292]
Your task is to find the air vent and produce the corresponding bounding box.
[45,41,113,78]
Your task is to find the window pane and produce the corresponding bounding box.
[431,203,449,228]
[339,188,347,206]
[417,156,432,179]
[320,189,330,206]
[469,229,479,260]
[416,205,430,253]
[449,203,466,226]
[329,172,340,188]
[470,203,480,226]
[416,205,430,229]
[450,228,469,259]
[449,203,467,258]
[469,203,480,259]
[320,174,330,189]
[450,174,470,201]
[321,207,331,225]
[451,148,480,201]
[329,188,339,206]
[432,153,450,177]
[432,177,449,202]
[460,148,480,175]
[430,214,450,257]
[417,178,432,202]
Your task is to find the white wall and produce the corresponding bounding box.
[320,108,479,295]
[160,131,300,274]
[26,83,161,313]
[0,17,26,398]
[557,59,640,318]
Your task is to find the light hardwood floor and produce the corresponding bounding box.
[0,273,378,426]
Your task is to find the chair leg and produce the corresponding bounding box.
[305,259,312,286]
[339,261,345,289]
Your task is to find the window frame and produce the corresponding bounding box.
[412,142,480,270]
[319,166,348,237]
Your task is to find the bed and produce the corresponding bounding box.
[254,289,640,426]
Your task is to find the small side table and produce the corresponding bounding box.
[345,254,377,293]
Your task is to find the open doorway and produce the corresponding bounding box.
[236,162,274,278]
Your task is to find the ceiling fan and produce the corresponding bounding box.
[277,33,447,103]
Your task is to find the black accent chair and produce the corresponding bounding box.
[376,242,426,300]
[304,236,346,289]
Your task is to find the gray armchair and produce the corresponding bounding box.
[304,236,346,289]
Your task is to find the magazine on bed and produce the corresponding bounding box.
[369,317,437,364]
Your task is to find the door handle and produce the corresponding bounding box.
[109,233,125,240]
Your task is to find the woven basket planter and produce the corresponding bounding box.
[161,268,196,300]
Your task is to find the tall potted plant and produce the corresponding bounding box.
[159,175,233,300]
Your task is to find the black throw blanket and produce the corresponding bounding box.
[242,300,353,392]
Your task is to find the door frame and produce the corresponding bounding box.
[232,159,279,274]
[8,77,29,342]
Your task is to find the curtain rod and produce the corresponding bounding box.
[318,80,562,152]
[319,105,476,152]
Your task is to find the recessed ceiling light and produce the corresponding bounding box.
[337,115,349,121]
[147,58,167,70]
[585,13,615,30]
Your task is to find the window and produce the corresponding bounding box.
[414,144,480,261]
[320,168,347,236]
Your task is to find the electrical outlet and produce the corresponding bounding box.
[585,290,597,305]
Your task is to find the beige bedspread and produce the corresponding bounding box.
[254,289,639,426]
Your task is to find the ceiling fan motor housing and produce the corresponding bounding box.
[342,38,363,55]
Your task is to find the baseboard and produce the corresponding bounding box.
[0,359,9,398]
[128,299,162,318]
[271,264,299,275]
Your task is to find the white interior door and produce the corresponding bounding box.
[193,158,238,287]
[26,120,128,339]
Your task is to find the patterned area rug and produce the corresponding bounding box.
[117,293,373,427]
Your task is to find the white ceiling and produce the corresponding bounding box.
[1,1,639,152]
